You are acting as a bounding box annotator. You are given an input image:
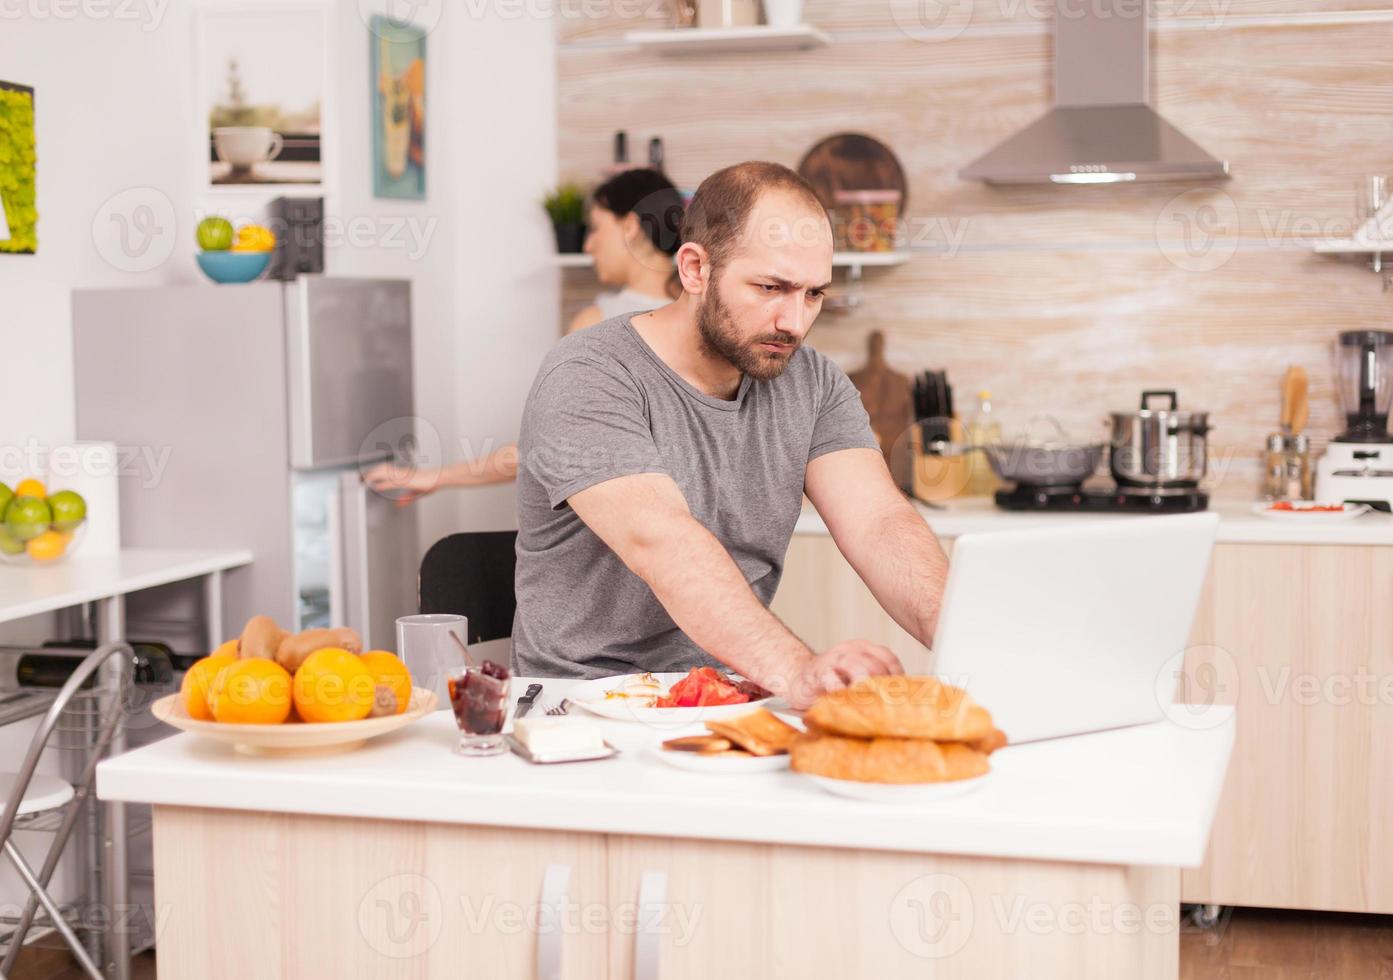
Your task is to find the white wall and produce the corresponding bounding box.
[443,2,559,533]
[0,0,558,548]
[0,0,557,934]
[0,6,199,455]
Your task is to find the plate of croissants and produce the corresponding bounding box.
[790,676,1007,803]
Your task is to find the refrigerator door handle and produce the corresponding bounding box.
[338,473,372,644]
[326,483,347,630]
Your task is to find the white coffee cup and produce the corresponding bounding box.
[213,126,284,170]
[761,0,803,27]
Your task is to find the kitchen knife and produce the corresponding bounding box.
[514,683,544,719]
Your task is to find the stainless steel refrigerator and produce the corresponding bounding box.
[72,276,420,652]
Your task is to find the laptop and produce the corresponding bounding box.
[927,512,1219,743]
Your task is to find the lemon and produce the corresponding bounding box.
[25,530,68,562]
[14,478,45,499]
[231,224,276,253]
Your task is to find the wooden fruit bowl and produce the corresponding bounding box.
[151,687,439,757]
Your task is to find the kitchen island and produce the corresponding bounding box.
[97,679,1234,979]
[778,497,1393,916]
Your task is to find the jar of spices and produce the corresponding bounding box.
[1264,433,1313,501]
[832,189,901,252]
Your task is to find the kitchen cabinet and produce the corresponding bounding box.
[150,808,1179,980]
[1180,543,1393,914]
[604,835,1176,978]
[773,517,1393,915]
[150,807,609,979]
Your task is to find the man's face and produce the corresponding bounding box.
[695,190,833,381]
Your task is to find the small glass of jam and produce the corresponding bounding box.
[447,660,510,756]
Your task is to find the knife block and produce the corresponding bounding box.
[910,421,972,503]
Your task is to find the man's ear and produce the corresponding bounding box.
[674,242,708,295]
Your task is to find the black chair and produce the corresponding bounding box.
[418,531,518,644]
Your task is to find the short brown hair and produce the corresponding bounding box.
[679,161,829,269]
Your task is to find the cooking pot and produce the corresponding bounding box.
[1108,390,1211,489]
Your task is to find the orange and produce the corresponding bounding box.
[293,647,376,723]
[14,478,45,499]
[360,651,412,715]
[209,659,293,724]
[181,651,238,720]
[25,530,68,562]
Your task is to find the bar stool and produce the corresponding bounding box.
[0,641,132,980]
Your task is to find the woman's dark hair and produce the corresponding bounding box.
[592,168,686,258]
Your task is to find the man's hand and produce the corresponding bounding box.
[786,640,904,710]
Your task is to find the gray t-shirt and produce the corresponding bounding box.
[511,313,879,678]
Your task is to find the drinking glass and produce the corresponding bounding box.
[396,614,468,711]
[446,662,510,756]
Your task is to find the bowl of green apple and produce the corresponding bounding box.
[0,479,89,565]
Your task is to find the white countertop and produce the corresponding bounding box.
[98,678,1235,869]
[796,496,1393,546]
[0,548,253,624]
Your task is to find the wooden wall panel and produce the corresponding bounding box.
[557,0,1393,43]
[556,4,1393,486]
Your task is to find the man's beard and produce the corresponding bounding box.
[696,277,799,381]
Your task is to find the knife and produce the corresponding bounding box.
[514,683,544,719]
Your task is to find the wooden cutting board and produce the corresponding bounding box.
[849,330,914,487]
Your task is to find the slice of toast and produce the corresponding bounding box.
[705,709,801,757]
[661,734,737,754]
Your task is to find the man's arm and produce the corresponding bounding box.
[804,447,949,648]
[567,472,901,707]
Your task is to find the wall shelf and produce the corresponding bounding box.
[554,250,909,277]
[1313,239,1393,255]
[1313,205,1393,289]
[623,25,831,56]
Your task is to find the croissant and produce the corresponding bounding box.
[791,731,991,784]
[804,675,995,742]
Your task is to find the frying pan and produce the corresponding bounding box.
[972,417,1104,487]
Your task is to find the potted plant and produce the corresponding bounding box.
[543,182,587,254]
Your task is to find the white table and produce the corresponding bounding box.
[98,679,1236,978]
[1,547,251,980]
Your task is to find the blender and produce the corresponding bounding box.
[1315,330,1393,511]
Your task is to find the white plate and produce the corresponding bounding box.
[568,672,773,726]
[803,770,993,804]
[648,715,804,774]
[151,687,438,757]
[651,746,791,774]
[1251,501,1371,521]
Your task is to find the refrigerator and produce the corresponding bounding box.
[72,276,420,653]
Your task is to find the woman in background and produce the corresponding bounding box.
[568,167,684,332]
[365,168,685,502]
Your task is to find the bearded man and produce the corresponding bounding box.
[512,161,949,708]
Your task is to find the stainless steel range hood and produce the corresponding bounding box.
[959,1,1230,185]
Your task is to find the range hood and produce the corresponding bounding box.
[959,1,1230,185]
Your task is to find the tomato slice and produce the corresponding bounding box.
[653,667,753,707]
